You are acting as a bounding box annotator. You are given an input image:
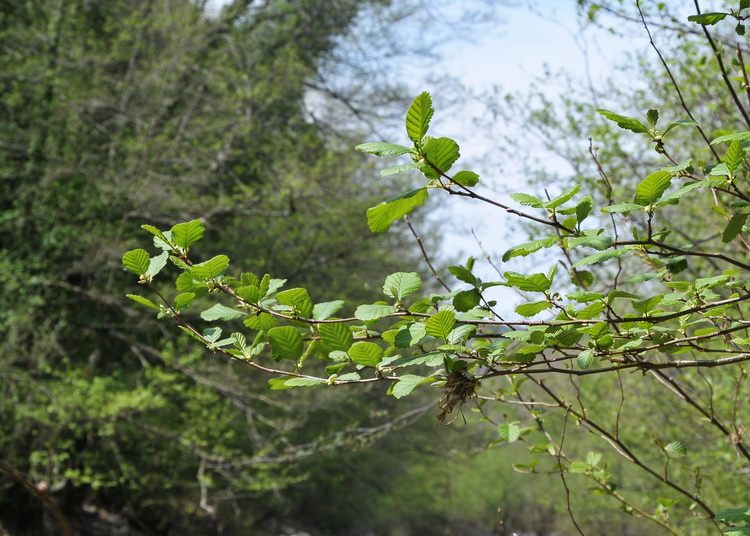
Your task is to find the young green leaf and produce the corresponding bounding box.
[577,349,595,369]
[391,374,430,399]
[243,312,278,331]
[312,300,345,320]
[267,326,304,361]
[646,108,659,127]
[502,272,552,293]
[201,303,247,321]
[170,220,204,249]
[568,236,613,251]
[319,322,354,352]
[511,193,544,208]
[277,288,314,318]
[145,251,169,278]
[421,137,460,179]
[405,92,434,142]
[393,322,427,348]
[601,203,644,214]
[379,163,421,177]
[451,171,479,186]
[383,272,422,300]
[662,119,697,136]
[452,289,481,312]
[576,196,593,224]
[126,294,160,310]
[664,441,687,457]
[515,301,552,317]
[366,188,429,232]
[687,12,729,25]
[447,265,476,285]
[726,139,746,176]
[141,225,173,248]
[354,304,398,322]
[722,213,749,243]
[425,310,456,340]
[635,170,672,206]
[498,422,521,443]
[544,184,580,209]
[122,249,151,275]
[572,248,630,268]
[173,292,196,310]
[348,341,384,367]
[711,131,750,145]
[597,109,648,134]
[191,255,230,279]
[355,142,412,156]
[502,237,559,261]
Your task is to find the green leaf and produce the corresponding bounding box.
[355,304,398,322]
[662,120,698,136]
[383,272,422,300]
[379,163,421,177]
[367,188,429,232]
[452,170,480,186]
[392,374,429,399]
[277,288,314,318]
[176,272,208,294]
[646,108,659,127]
[126,294,160,310]
[502,237,559,261]
[498,422,521,443]
[511,193,544,208]
[243,312,278,331]
[201,303,246,321]
[597,109,648,133]
[191,255,230,279]
[173,292,196,310]
[573,248,631,268]
[405,92,434,142]
[658,179,725,205]
[576,196,593,224]
[319,322,354,352]
[394,322,427,348]
[545,184,580,209]
[122,249,151,275]
[141,225,172,248]
[568,236,613,251]
[202,327,222,343]
[146,251,169,278]
[312,300,345,320]
[726,139,746,175]
[267,326,304,361]
[687,12,729,25]
[502,272,552,293]
[722,213,749,243]
[348,342,384,367]
[515,301,552,317]
[447,265,476,285]
[601,203,644,214]
[635,170,672,206]
[355,142,412,156]
[425,310,456,340]
[421,137,460,179]
[664,441,687,456]
[577,349,595,369]
[453,289,481,312]
[711,131,750,145]
[170,220,204,248]
[716,508,750,525]
[269,377,325,390]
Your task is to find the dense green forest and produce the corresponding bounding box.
[4,1,750,535]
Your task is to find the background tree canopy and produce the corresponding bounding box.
[5,1,750,535]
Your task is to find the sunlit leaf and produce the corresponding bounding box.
[367,188,429,232]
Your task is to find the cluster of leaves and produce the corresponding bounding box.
[127,70,750,533]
